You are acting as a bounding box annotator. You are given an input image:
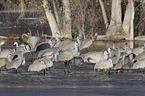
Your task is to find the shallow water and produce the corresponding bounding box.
[1,71,145,96]
[1,87,145,96]
[0,39,145,96]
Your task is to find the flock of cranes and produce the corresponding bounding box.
[0,32,145,75]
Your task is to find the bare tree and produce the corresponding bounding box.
[62,0,72,38]
[99,0,108,29]
[123,0,135,40]
[99,0,135,40]
[43,0,72,38]
[18,0,26,19]
[43,0,60,38]
[106,0,127,38]
[71,0,88,39]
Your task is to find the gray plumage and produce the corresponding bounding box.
[55,36,80,51]
[124,43,132,55]
[0,49,14,59]
[35,33,59,52]
[6,51,26,72]
[28,60,46,72]
[133,58,145,69]
[28,57,53,73]
[27,36,40,51]
[56,42,80,62]
[55,42,80,73]
[113,53,135,70]
[64,57,84,73]
[67,57,84,66]
[0,49,15,70]
[109,48,124,65]
[38,47,59,61]
[134,51,145,62]
[79,32,98,50]
[26,35,58,52]
[121,53,135,69]
[107,47,118,58]
[35,39,54,52]
[0,58,9,70]
[94,59,113,72]
[13,42,30,53]
[132,41,145,56]
[81,51,108,63]
[6,58,24,71]
[0,41,5,52]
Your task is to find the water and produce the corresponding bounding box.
[1,70,145,96]
[1,87,145,96]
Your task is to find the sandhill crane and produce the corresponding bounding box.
[38,47,59,61]
[0,49,15,71]
[81,51,108,63]
[56,42,80,73]
[56,42,80,61]
[0,41,5,52]
[121,53,135,69]
[0,57,9,71]
[124,43,132,55]
[79,32,98,50]
[13,42,22,48]
[28,57,53,74]
[28,60,46,74]
[94,59,113,72]
[6,51,27,73]
[134,51,145,62]
[113,52,135,71]
[20,34,59,53]
[133,58,145,69]
[0,42,15,71]
[113,52,132,70]
[68,57,84,66]
[18,36,40,52]
[132,41,145,56]
[109,47,126,65]
[34,39,54,52]
[26,36,40,51]
[64,56,84,73]
[55,36,80,51]
[53,36,80,62]
[107,47,118,58]
[0,49,15,59]
[34,33,60,52]
[13,42,30,52]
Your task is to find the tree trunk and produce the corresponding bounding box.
[130,0,135,40]
[123,0,135,40]
[52,0,61,28]
[106,0,129,38]
[110,0,122,25]
[62,0,72,39]
[18,0,26,19]
[78,0,86,39]
[43,0,60,38]
[99,0,108,29]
